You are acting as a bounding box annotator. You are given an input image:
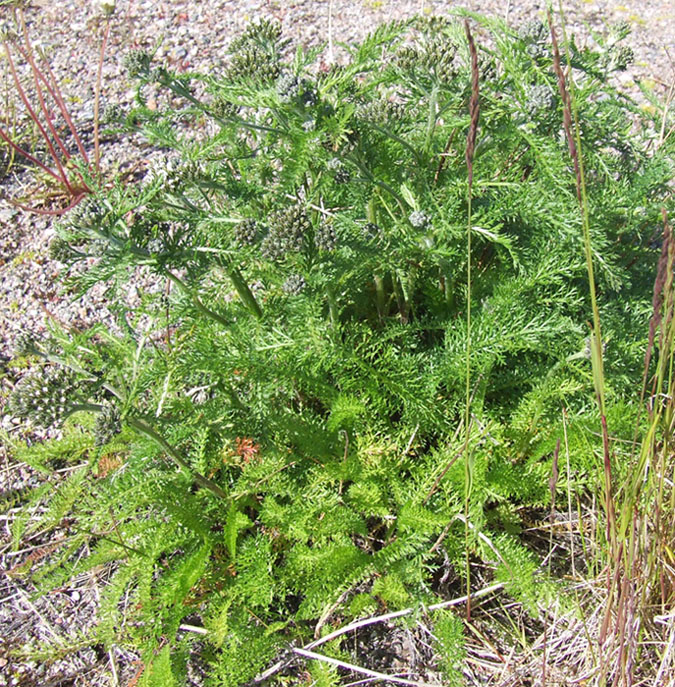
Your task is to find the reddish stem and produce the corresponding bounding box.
[14,42,71,162]
[17,10,90,165]
[4,191,87,216]
[0,122,65,185]
[16,39,91,191]
[4,43,74,193]
[94,18,112,175]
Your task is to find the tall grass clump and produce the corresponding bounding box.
[4,9,674,686]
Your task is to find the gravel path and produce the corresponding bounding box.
[0,1,672,685]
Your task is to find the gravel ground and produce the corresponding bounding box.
[0,1,673,685]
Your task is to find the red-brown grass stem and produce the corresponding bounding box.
[548,12,582,206]
[464,20,480,192]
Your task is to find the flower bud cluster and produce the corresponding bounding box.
[228,46,281,83]
[282,274,306,295]
[65,197,106,231]
[277,71,301,101]
[13,332,41,357]
[517,20,548,44]
[211,98,240,119]
[607,45,634,71]
[49,236,75,263]
[146,153,187,192]
[261,205,312,260]
[413,15,453,32]
[226,19,284,83]
[395,46,421,72]
[424,35,458,83]
[356,99,406,127]
[123,49,152,79]
[94,404,122,446]
[362,222,382,242]
[229,18,282,51]
[517,20,549,60]
[395,35,458,83]
[234,219,260,246]
[315,222,337,252]
[146,238,164,254]
[326,157,351,184]
[10,366,81,429]
[479,56,497,81]
[610,21,631,43]
[409,211,431,229]
[276,71,317,107]
[100,103,125,125]
[526,84,556,117]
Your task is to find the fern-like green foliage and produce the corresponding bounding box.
[432,609,466,685]
[8,10,673,685]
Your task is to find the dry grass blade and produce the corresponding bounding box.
[306,582,505,652]
[93,16,112,174]
[293,647,438,687]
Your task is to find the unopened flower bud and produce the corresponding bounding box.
[98,0,116,16]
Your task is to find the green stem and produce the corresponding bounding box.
[557,2,615,557]
[38,356,124,401]
[128,417,227,499]
[443,271,454,309]
[424,85,439,155]
[69,403,226,499]
[326,285,339,327]
[228,265,263,320]
[463,193,473,616]
[164,270,230,328]
[93,17,111,177]
[347,155,407,214]
[158,71,286,136]
[374,274,386,321]
[392,273,408,324]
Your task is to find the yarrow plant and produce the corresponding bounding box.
[7,10,674,687]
